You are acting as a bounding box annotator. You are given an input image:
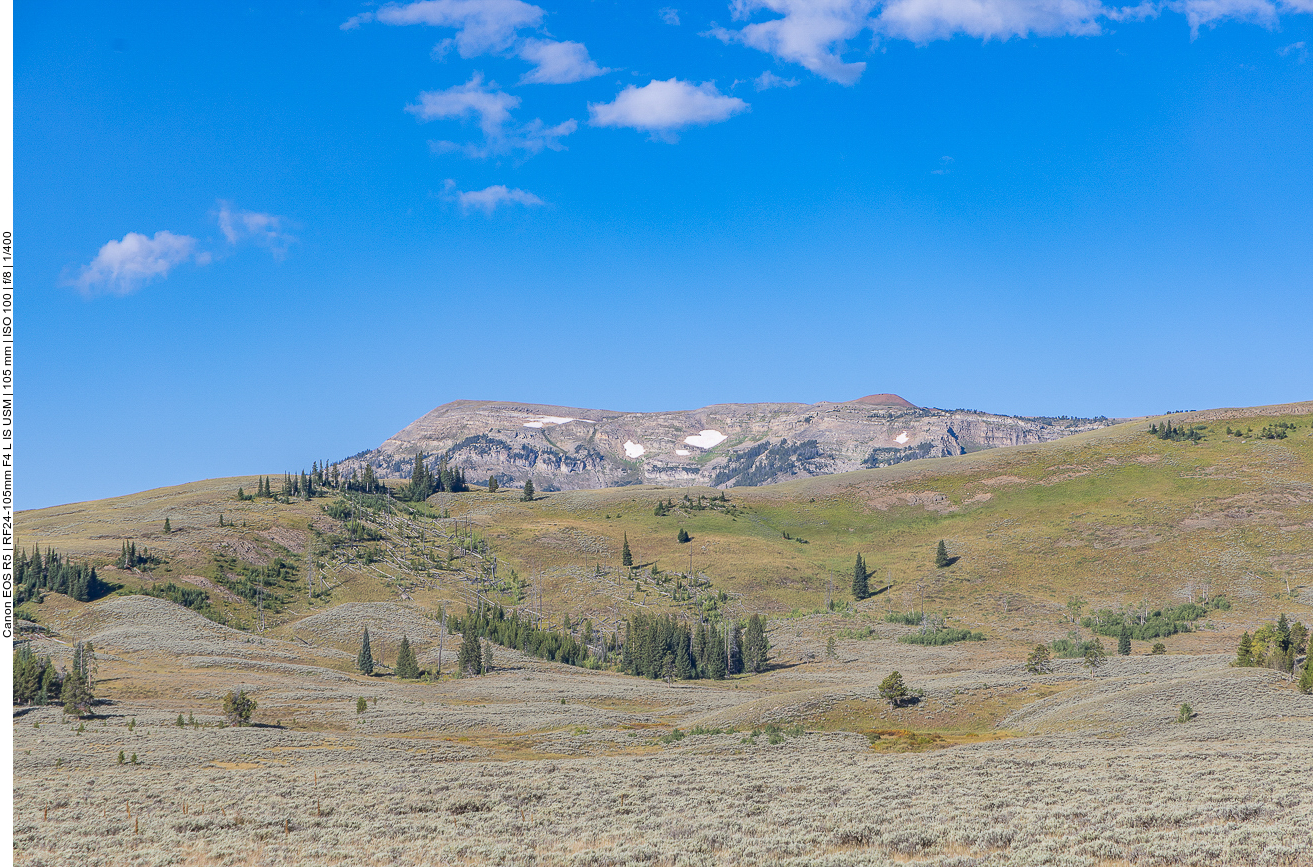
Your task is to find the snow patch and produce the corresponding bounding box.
[684,430,727,449]
[523,415,592,428]
[624,441,646,458]
[675,449,691,456]
[895,431,910,445]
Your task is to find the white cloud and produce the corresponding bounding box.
[345,0,606,83]
[1277,39,1308,60]
[876,0,1106,41]
[516,38,608,84]
[408,74,576,156]
[216,202,294,258]
[660,6,682,23]
[754,70,800,89]
[445,180,546,214]
[589,79,749,140]
[72,230,202,296]
[711,0,876,85]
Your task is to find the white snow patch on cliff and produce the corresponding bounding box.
[523,415,592,428]
[895,431,910,444]
[675,449,691,456]
[684,430,727,449]
[624,441,646,458]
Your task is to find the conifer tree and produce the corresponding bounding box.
[61,667,93,718]
[1236,631,1254,667]
[744,614,770,673]
[163,517,172,534]
[727,621,744,675]
[458,624,483,677]
[851,553,868,600]
[1025,643,1051,674]
[521,479,535,502]
[481,639,495,674]
[357,627,375,676]
[1300,653,1313,694]
[1118,626,1131,656]
[622,534,633,568]
[677,528,690,543]
[879,671,909,707]
[488,476,498,493]
[394,635,420,679]
[934,540,949,568]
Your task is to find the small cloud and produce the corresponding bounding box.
[1278,40,1307,62]
[588,78,749,141]
[709,0,873,85]
[659,7,681,25]
[216,202,295,258]
[408,73,576,156]
[70,230,202,297]
[931,155,954,175]
[754,70,799,90]
[516,38,608,84]
[444,180,546,214]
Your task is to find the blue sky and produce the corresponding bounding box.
[18,0,1313,509]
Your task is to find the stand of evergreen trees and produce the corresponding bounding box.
[398,452,468,501]
[13,640,96,712]
[16,547,112,605]
[1148,422,1204,443]
[453,603,594,668]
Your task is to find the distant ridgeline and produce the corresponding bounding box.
[331,396,1115,493]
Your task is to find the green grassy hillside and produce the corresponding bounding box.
[16,402,1313,650]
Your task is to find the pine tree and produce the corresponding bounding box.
[851,553,868,600]
[1236,631,1254,667]
[622,534,633,568]
[521,479,535,502]
[677,528,690,543]
[1025,643,1052,674]
[481,639,495,674]
[394,635,419,679]
[879,671,909,707]
[744,614,770,673]
[727,621,743,675]
[1118,626,1131,656]
[488,476,499,493]
[934,540,949,568]
[1299,653,1313,694]
[458,624,483,677]
[222,689,257,726]
[163,517,172,534]
[61,667,94,718]
[357,627,374,676]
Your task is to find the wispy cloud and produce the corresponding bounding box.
[71,231,203,297]
[659,6,682,24]
[1277,39,1308,61]
[710,0,1313,83]
[344,0,607,83]
[754,70,799,89]
[710,0,876,85]
[589,79,749,141]
[216,202,295,258]
[444,179,546,214]
[408,73,576,156]
[515,38,608,84]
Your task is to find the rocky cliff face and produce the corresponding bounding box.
[339,396,1112,491]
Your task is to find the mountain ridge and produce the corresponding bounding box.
[339,395,1115,492]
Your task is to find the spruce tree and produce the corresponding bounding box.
[357,628,375,676]
[458,624,483,677]
[879,671,909,707]
[395,635,419,679]
[61,668,93,718]
[934,540,949,568]
[622,534,633,568]
[521,479,535,502]
[851,553,868,600]
[488,476,498,493]
[744,614,769,673]
[1118,626,1131,656]
[727,621,743,675]
[163,517,172,534]
[1299,653,1313,694]
[677,528,690,543]
[481,640,495,674]
[1236,631,1254,667]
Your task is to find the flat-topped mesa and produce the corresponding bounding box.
[338,397,1113,493]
